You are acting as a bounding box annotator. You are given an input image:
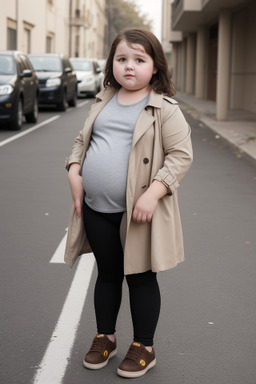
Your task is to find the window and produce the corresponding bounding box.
[0,55,15,75]
[23,22,34,54]
[7,19,17,49]
[75,35,80,57]
[29,55,62,72]
[46,36,52,53]
[7,28,17,49]
[24,29,31,53]
[20,54,33,71]
[46,32,55,53]
[75,0,80,11]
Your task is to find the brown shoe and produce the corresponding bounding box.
[83,334,117,370]
[117,342,156,378]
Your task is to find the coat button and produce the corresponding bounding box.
[143,158,149,164]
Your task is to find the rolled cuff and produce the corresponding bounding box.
[65,156,81,171]
[153,169,180,195]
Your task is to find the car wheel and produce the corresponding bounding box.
[10,98,23,130]
[25,97,38,123]
[68,88,77,107]
[57,90,68,111]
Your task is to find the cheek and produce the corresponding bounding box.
[113,63,122,80]
[139,68,155,82]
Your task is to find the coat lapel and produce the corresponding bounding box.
[81,88,162,153]
[131,109,155,148]
[131,91,163,148]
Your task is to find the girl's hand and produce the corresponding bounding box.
[132,191,158,223]
[68,163,84,217]
[132,180,168,223]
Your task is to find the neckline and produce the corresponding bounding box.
[115,92,149,107]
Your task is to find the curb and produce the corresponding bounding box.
[177,99,256,168]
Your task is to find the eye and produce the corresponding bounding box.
[137,58,144,63]
[118,58,126,62]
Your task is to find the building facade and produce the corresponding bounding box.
[163,0,256,120]
[161,0,173,70]
[0,0,108,59]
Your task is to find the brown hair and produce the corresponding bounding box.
[103,28,175,97]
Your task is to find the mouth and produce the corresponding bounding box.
[125,74,134,78]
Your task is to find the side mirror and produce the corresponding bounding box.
[20,69,32,78]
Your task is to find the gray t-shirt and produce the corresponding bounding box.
[82,93,149,213]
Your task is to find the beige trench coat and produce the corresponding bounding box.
[64,87,193,274]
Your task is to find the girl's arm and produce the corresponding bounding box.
[66,99,101,216]
[153,103,193,195]
[65,129,84,171]
[65,130,85,217]
[133,102,193,224]
[68,163,84,217]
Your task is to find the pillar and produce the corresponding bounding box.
[186,33,196,94]
[216,10,232,120]
[171,43,178,87]
[195,26,207,99]
[181,38,187,92]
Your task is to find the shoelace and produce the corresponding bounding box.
[125,345,143,362]
[89,337,109,353]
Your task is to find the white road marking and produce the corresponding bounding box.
[33,253,95,384]
[66,100,89,112]
[0,116,60,147]
[50,229,68,264]
[77,100,90,108]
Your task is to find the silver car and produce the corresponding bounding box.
[70,58,102,97]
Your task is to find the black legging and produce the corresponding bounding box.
[83,201,161,346]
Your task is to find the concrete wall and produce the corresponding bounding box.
[230,1,256,113]
[0,0,107,58]
[83,0,107,59]
[168,0,256,118]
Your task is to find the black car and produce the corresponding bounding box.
[0,50,39,130]
[28,53,77,111]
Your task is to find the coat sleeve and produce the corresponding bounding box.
[65,129,85,171]
[65,94,107,171]
[153,101,193,195]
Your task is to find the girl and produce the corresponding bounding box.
[65,28,193,378]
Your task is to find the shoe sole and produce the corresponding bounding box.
[83,348,117,370]
[117,358,156,378]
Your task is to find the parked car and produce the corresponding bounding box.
[0,50,39,130]
[98,59,106,73]
[97,59,106,90]
[28,53,77,111]
[70,58,102,97]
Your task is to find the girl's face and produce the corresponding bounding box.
[113,40,157,92]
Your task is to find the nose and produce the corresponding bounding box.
[125,61,133,70]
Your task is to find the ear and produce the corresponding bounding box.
[153,67,158,74]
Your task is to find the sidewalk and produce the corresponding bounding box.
[175,92,256,167]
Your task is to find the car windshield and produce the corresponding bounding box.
[71,60,92,72]
[29,56,62,72]
[0,55,15,75]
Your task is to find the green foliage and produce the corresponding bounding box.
[107,0,152,44]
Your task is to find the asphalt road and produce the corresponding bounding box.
[0,99,256,384]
